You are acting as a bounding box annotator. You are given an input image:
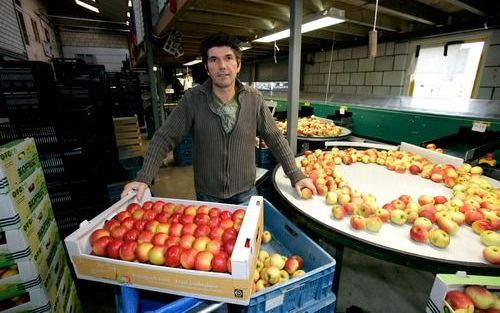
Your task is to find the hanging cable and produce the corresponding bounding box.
[369,0,379,58]
[324,34,335,104]
[273,41,280,64]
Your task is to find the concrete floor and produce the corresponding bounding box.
[78,153,436,312]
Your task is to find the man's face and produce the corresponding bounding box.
[205,46,241,89]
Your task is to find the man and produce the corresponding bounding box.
[122,33,316,204]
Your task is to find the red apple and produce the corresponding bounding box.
[418,195,435,206]
[103,219,121,231]
[445,290,474,313]
[206,238,223,255]
[220,211,232,220]
[106,239,123,259]
[180,248,199,269]
[142,201,153,210]
[208,216,221,229]
[89,229,111,246]
[137,230,154,244]
[133,220,147,231]
[145,220,160,233]
[165,236,180,248]
[162,202,175,214]
[194,224,211,238]
[183,205,198,216]
[123,229,140,241]
[433,195,448,205]
[211,252,228,272]
[119,241,137,261]
[126,203,141,214]
[290,255,304,270]
[222,228,238,243]
[152,201,165,213]
[208,207,221,218]
[179,214,194,225]
[174,204,185,214]
[409,225,429,243]
[219,219,234,230]
[194,213,210,226]
[152,233,169,246]
[465,210,485,225]
[110,226,128,240]
[142,210,157,222]
[169,213,182,224]
[120,217,135,230]
[194,251,214,271]
[350,215,366,230]
[471,219,494,234]
[209,227,224,240]
[419,209,437,224]
[92,236,113,256]
[284,257,300,275]
[179,234,196,249]
[181,223,198,236]
[132,209,145,220]
[224,238,236,256]
[116,211,132,223]
[165,245,183,267]
[169,223,183,237]
[197,205,210,215]
[156,212,170,224]
[409,164,421,175]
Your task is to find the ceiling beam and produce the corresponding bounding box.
[181,10,274,30]
[154,0,196,36]
[362,0,448,26]
[193,0,289,22]
[441,0,487,16]
[173,21,258,37]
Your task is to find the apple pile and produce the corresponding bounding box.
[296,147,500,264]
[251,249,306,293]
[89,201,246,273]
[277,116,342,137]
[445,285,500,312]
[425,143,444,154]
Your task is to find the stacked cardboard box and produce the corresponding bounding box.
[0,138,81,313]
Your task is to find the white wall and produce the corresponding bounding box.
[303,29,500,100]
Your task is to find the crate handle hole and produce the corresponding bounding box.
[284,224,298,237]
[245,238,250,248]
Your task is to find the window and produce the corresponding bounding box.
[31,19,40,42]
[410,41,484,99]
[16,11,29,45]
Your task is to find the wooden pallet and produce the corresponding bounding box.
[113,115,143,160]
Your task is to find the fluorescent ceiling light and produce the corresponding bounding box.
[253,8,345,43]
[238,41,252,51]
[127,12,130,18]
[183,58,202,66]
[128,0,132,7]
[75,0,100,13]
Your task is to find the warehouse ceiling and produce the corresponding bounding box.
[43,0,500,66]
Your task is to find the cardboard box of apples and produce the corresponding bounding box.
[427,273,500,313]
[64,191,263,305]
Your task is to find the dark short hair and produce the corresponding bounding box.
[200,33,242,65]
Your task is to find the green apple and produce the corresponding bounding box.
[269,254,287,270]
[480,230,500,247]
[258,250,270,262]
[366,215,383,232]
[413,217,433,230]
[437,218,459,235]
[428,229,450,248]
[262,230,272,244]
[390,209,407,225]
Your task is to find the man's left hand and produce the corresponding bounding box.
[294,178,317,197]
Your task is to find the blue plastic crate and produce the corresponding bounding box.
[239,199,336,313]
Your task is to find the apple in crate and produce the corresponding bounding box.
[89,229,111,245]
[269,254,287,270]
[211,251,229,273]
[262,230,272,243]
[106,239,124,259]
[135,242,154,263]
[92,236,112,256]
[464,285,495,310]
[445,290,474,313]
[195,251,214,271]
[165,245,183,267]
[180,248,199,269]
[284,257,300,275]
[119,241,137,261]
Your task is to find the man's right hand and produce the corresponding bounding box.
[121,181,148,201]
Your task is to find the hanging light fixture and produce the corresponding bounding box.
[369,0,379,58]
[253,8,345,43]
[75,0,100,13]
